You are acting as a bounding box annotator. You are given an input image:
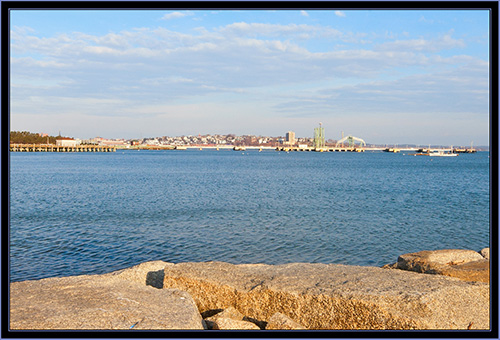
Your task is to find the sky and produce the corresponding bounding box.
[9,8,490,145]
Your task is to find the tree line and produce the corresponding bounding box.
[10,131,58,144]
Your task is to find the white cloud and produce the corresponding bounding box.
[9,18,488,143]
[300,10,309,17]
[220,22,313,36]
[375,33,466,53]
[419,16,434,24]
[335,11,346,17]
[161,11,194,20]
[275,59,488,121]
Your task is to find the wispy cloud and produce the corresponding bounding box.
[419,16,434,24]
[335,11,346,17]
[300,10,309,17]
[375,32,465,53]
[9,11,489,143]
[161,11,194,20]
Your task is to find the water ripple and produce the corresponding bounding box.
[9,151,490,281]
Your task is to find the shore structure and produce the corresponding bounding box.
[9,143,484,154]
[10,248,490,331]
[10,144,116,152]
[276,146,365,152]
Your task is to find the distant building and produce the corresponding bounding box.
[100,139,125,146]
[56,137,77,147]
[285,131,296,145]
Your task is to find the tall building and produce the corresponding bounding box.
[285,131,296,145]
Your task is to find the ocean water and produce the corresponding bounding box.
[9,149,490,282]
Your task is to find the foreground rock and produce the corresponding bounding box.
[392,249,490,283]
[480,248,490,260]
[10,254,490,331]
[266,312,306,330]
[212,318,260,330]
[162,261,489,330]
[10,262,204,330]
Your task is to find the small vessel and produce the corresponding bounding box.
[414,149,458,157]
[429,150,458,157]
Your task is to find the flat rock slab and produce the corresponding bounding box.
[162,261,489,330]
[10,267,204,330]
[396,249,489,283]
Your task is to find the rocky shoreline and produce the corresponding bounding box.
[10,248,490,331]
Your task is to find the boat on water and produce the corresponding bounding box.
[453,148,477,153]
[414,149,458,157]
[430,150,458,157]
[383,148,400,153]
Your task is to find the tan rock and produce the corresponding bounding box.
[10,264,203,330]
[107,260,171,288]
[397,249,489,283]
[266,312,306,330]
[480,248,490,260]
[212,317,260,330]
[163,261,489,330]
[206,306,244,321]
[205,306,246,330]
[381,262,397,269]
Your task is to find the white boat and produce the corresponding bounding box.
[429,150,458,157]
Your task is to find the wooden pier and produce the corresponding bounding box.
[10,144,116,152]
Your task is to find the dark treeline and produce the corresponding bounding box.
[10,131,58,144]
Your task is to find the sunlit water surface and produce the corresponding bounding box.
[10,150,490,282]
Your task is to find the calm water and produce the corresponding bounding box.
[9,149,490,282]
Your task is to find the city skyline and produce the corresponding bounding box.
[10,7,490,146]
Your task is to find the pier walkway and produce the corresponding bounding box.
[10,144,116,152]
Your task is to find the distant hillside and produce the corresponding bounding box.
[10,131,58,144]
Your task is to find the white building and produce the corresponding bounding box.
[56,137,77,147]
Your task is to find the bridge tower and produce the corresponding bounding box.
[313,123,325,150]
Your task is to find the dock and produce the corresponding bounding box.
[275,146,365,152]
[10,144,116,152]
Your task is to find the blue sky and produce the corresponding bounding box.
[10,9,490,145]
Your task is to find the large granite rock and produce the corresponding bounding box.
[395,249,489,283]
[10,255,491,331]
[10,261,204,330]
[162,261,489,330]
